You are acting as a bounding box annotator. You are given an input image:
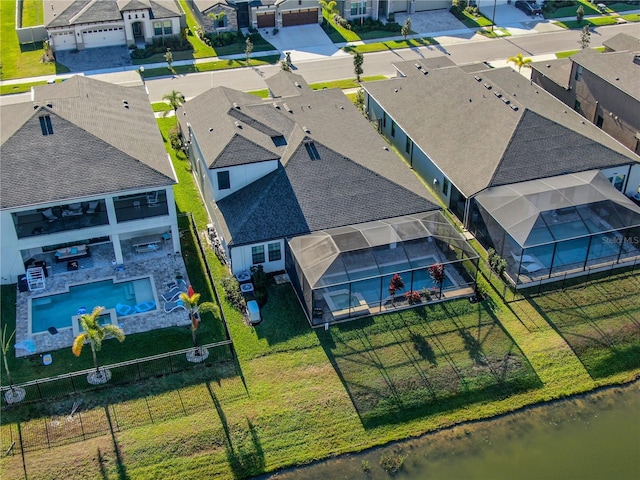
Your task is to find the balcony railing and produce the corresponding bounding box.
[13,202,109,239]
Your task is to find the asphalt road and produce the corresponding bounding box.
[142,22,640,102]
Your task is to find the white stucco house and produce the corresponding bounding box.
[0,76,180,285]
[45,0,185,51]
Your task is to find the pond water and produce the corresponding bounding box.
[261,381,640,480]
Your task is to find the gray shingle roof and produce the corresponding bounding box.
[213,134,280,168]
[363,64,639,198]
[602,33,640,52]
[491,109,634,187]
[47,0,122,28]
[1,76,175,209]
[530,58,572,89]
[218,140,439,246]
[265,70,310,98]
[570,48,640,100]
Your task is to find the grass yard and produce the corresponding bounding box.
[529,272,640,379]
[141,55,280,78]
[542,0,600,19]
[555,17,621,28]
[343,37,438,54]
[21,0,44,27]
[556,46,605,58]
[309,75,387,90]
[0,80,48,96]
[0,0,69,80]
[456,10,494,28]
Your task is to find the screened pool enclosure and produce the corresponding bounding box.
[287,212,479,326]
[473,171,640,285]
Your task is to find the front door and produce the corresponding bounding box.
[132,22,142,36]
[237,2,250,28]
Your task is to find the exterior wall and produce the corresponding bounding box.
[201,5,238,33]
[384,0,450,14]
[210,161,279,201]
[48,21,126,51]
[229,239,286,275]
[569,62,640,154]
[530,67,575,108]
[0,186,178,285]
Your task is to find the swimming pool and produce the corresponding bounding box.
[30,277,156,334]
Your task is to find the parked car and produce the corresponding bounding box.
[515,1,543,16]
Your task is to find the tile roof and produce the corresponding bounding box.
[218,140,439,246]
[1,76,175,209]
[569,48,640,100]
[363,63,639,198]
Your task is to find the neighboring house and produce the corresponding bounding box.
[0,76,179,285]
[45,0,184,51]
[189,0,320,31]
[531,34,640,155]
[363,59,640,286]
[333,0,451,22]
[179,71,479,325]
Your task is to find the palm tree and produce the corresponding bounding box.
[208,11,227,34]
[72,306,125,380]
[320,0,338,17]
[507,53,533,73]
[162,90,185,125]
[178,287,220,348]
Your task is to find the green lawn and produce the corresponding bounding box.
[457,9,494,28]
[343,37,438,54]
[543,0,600,19]
[0,0,69,80]
[555,46,605,58]
[308,75,387,90]
[0,80,47,95]
[21,0,44,27]
[529,272,640,379]
[141,55,280,78]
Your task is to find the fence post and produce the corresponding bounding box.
[144,397,154,424]
[168,353,174,373]
[17,421,28,480]
[43,418,51,449]
[69,373,76,395]
[78,411,86,441]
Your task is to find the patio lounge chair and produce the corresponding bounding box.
[520,262,543,274]
[163,299,186,313]
[160,284,186,302]
[135,301,156,313]
[116,303,135,316]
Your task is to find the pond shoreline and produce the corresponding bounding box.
[257,374,640,479]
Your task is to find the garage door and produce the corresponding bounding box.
[51,31,75,51]
[82,26,125,48]
[257,12,275,28]
[282,8,318,27]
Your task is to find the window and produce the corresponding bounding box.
[268,242,281,262]
[405,136,412,154]
[153,21,162,35]
[163,20,172,35]
[596,115,604,128]
[252,245,265,264]
[350,1,366,15]
[217,171,230,190]
[39,115,53,135]
[574,100,581,113]
[442,178,450,196]
[383,112,386,128]
[391,121,396,138]
[574,65,583,81]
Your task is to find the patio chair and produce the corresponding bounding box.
[163,299,186,313]
[520,262,543,274]
[146,191,160,207]
[86,200,99,214]
[160,283,186,302]
[41,208,58,222]
[511,252,537,264]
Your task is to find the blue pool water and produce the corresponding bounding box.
[31,277,155,334]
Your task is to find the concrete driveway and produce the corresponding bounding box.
[260,24,348,61]
[55,46,133,73]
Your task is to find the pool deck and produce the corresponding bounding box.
[15,242,192,356]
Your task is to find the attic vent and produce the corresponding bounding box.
[234,121,242,128]
[233,102,240,109]
[501,97,510,105]
[209,128,214,132]
[394,89,398,93]
[510,104,519,111]
[483,83,492,90]
[494,91,502,98]
[421,70,428,76]
[33,104,39,110]
[302,126,310,133]
[474,75,482,82]
[295,81,301,88]
[634,55,640,65]
[123,100,129,109]
[273,102,280,109]
[415,64,422,70]
[46,102,53,108]
[283,103,293,113]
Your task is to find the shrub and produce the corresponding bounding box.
[380,449,407,475]
[221,277,245,311]
[404,290,422,304]
[250,265,269,307]
[168,127,183,153]
[487,248,507,277]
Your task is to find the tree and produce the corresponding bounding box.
[353,52,364,82]
[0,324,24,403]
[576,5,585,24]
[401,17,412,41]
[388,273,405,305]
[164,47,174,73]
[178,286,220,348]
[208,11,227,34]
[72,306,125,382]
[354,87,365,113]
[320,0,338,17]
[162,90,185,125]
[245,37,253,65]
[507,52,532,73]
[429,264,446,299]
[280,59,291,71]
[578,25,591,49]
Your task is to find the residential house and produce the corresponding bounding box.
[179,71,479,325]
[363,59,640,286]
[45,0,185,51]
[334,1,451,22]
[189,0,320,31]
[531,33,640,155]
[0,76,180,286]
